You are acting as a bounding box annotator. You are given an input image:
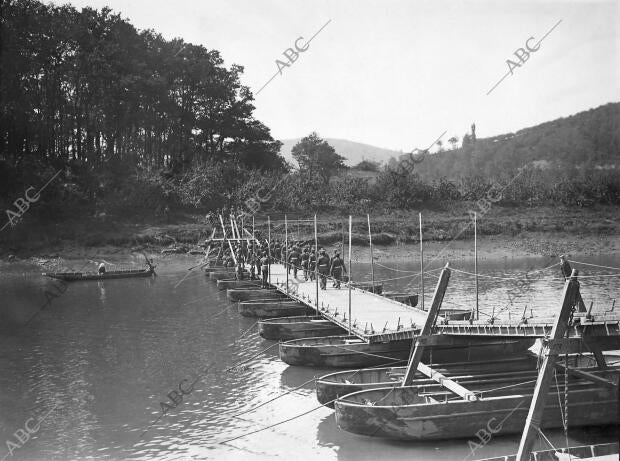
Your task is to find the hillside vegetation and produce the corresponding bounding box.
[1,0,618,253]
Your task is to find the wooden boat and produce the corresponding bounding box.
[339,276,383,294]
[316,356,537,407]
[216,278,261,290]
[204,265,228,273]
[334,366,620,441]
[439,308,472,320]
[352,281,383,294]
[43,267,154,282]
[259,315,346,340]
[478,442,618,461]
[238,300,315,318]
[208,270,237,279]
[383,292,418,307]
[381,292,468,319]
[226,288,286,302]
[279,334,534,368]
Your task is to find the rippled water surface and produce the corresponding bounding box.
[1,251,619,460]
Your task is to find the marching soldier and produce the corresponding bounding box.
[288,245,301,278]
[301,247,310,281]
[317,248,331,290]
[260,251,270,288]
[309,247,317,281]
[248,251,257,280]
[330,250,346,289]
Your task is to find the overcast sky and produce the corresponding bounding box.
[55,0,619,153]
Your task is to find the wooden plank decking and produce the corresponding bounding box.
[268,262,431,342]
[267,263,620,344]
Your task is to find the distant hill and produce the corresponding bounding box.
[412,102,620,181]
[279,138,402,167]
[281,103,620,180]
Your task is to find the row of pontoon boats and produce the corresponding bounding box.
[205,259,619,459]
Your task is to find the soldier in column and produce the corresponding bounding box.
[288,245,301,279]
[301,247,310,281]
[330,250,346,289]
[317,248,331,290]
[260,251,270,288]
[309,247,317,281]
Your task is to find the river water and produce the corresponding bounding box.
[0,251,619,460]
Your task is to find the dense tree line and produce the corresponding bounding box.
[0,0,285,217]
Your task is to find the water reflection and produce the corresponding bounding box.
[0,253,618,460]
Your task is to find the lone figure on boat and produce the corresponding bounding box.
[98,262,106,275]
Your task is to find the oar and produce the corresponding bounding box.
[186,247,218,271]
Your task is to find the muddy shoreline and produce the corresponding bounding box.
[1,205,619,266]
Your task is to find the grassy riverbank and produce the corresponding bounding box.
[1,204,619,261]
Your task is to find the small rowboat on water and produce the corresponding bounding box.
[315,356,537,407]
[238,300,315,318]
[259,315,347,341]
[227,288,287,302]
[208,269,248,280]
[216,278,261,290]
[43,267,154,282]
[383,292,418,307]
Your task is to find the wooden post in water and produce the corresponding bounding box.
[341,219,345,254]
[515,269,580,461]
[314,214,319,310]
[241,215,245,259]
[252,216,255,259]
[267,216,272,285]
[220,215,237,266]
[475,211,479,320]
[230,215,237,240]
[419,213,425,311]
[285,215,289,293]
[348,215,352,334]
[367,214,375,293]
[402,262,451,386]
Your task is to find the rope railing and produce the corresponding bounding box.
[373,262,420,273]
[450,262,561,281]
[568,259,620,272]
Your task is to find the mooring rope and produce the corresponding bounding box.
[537,427,558,451]
[553,369,566,431]
[474,379,538,396]
[218,400,336,445]
[373,262,423,274]
[230,375,318,418]
[223,342,281,372]
[329,344,408,362]
[568,259,620,272]
[450,262,560,281]
[236,321,259,341]
[346,358,408,380]
[371,385,397,405]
